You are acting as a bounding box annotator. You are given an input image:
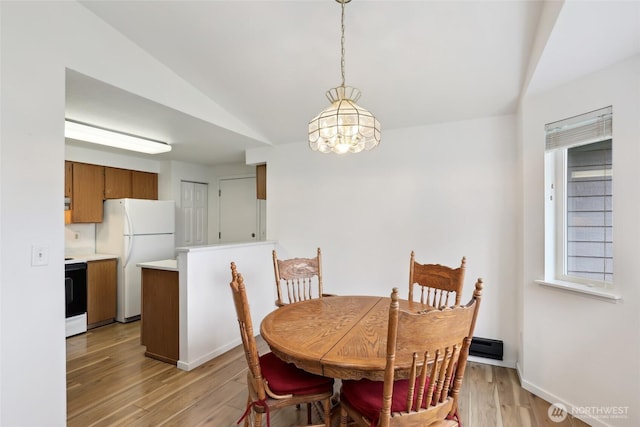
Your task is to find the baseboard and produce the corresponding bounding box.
[468,355,515,369]
[177,337,242,371]
[519,375,613,427]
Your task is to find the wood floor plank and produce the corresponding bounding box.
[67,321,571,427]
[495,364,523,426]
[68,358,173,418]
[156,378,248,427]
[466,363,498,426]
[519,406,536,427]
[68,366,173,426]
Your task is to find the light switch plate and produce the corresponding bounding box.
[31,245,49,266]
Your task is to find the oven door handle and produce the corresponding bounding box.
[65,277,73,303]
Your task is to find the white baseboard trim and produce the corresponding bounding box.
[519,373,613,427]
[468,355,515,369]
[177,338,242,371]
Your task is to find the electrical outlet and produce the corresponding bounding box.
[31,245,49,266]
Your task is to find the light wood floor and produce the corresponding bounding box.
[67,321,589,427]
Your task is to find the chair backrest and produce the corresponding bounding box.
[273,248,323,306]
[379,280,483,427]
[229,262,267,401]
[408,251,466,307]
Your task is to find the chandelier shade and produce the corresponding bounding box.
[309,86,381,154]
[308,0,380,154]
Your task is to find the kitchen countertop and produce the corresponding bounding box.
[136,259,178,272]
[65,253,118,264]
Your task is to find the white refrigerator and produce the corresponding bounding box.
[96,198,176,322]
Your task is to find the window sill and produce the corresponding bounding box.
[535,279,622,303]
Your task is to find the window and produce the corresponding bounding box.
[544,106,613,287]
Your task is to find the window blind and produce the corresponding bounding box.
[566,140,612,282]
[545,106,612,151]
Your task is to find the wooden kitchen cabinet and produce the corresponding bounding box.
[104,167,158,200]
[256,164,266,200]
[71,162,104,223]
[64,161,73,224]
[64,161,73,197]
[86,258,117,329]
[65,162,158,223]
[104,167,132,199]
[141,268,179,364]
[132,170,158,200]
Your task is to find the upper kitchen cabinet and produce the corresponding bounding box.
[66,162,159,223]
[132,171,158,200]
[256,164,266,200]
[64,161,73,224]
[104,167,132,199]
[65,161,73,198]
[70,162,104,223]
[105,167,158,200]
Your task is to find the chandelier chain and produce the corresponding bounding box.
[340,0,346,87]
[308,0,380,154]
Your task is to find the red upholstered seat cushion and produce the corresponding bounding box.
[341,378,431,427]
[259,352,334,396]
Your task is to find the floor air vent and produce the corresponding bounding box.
[469,337,503,360]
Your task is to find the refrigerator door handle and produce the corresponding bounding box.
[124,235,133,269]
[123,206,134,269]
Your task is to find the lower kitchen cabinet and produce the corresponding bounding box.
[141,268,179,364]
[87,259,117,328]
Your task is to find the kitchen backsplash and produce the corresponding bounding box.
[65,223,96,255]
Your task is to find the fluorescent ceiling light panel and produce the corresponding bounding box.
[65,120,171,154]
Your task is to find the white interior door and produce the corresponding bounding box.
[192,183,208,245]
[219,177,257,243]
[179,181,208,247]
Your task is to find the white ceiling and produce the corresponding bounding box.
[65,0,640,166]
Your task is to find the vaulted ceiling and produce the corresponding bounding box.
[65,1,640,165]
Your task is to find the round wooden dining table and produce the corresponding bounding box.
[260,295,430,381]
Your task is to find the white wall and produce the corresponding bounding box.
[65,144,162,173]
[263,115,520,367]
[0,2,259,425]
[1,3,67,425]
[176,241,276,371]
[520,55,640,426]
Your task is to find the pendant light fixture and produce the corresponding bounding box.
[308,0,380,154]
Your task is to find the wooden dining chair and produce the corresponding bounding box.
[409,251,466,307]
[273,248,329,307]
[339,280,483,427]
[229,262,334,427]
